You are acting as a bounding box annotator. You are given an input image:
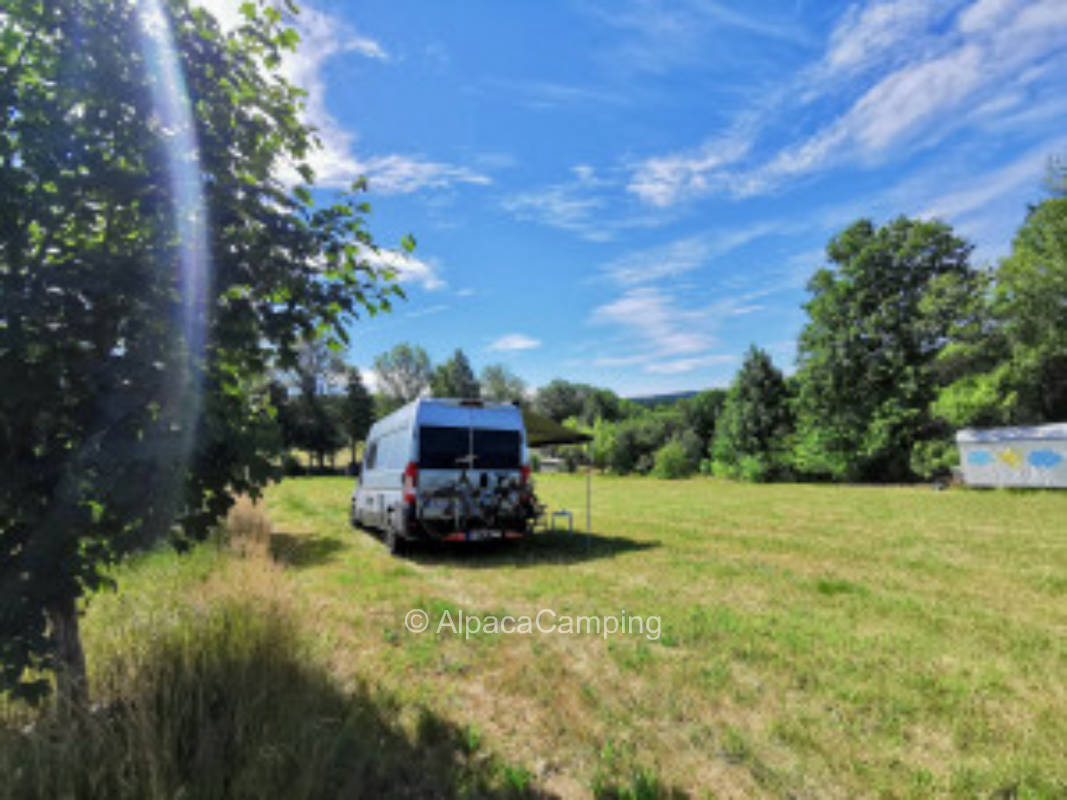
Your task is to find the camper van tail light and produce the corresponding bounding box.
[403,461,419,504]
[520,464,531,485]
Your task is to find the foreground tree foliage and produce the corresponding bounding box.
[0,0,398,701]
[792,218,974,482]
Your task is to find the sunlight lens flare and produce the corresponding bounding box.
[136,0,210,365]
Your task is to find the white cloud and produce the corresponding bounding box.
[626,130,752,207]
[359,247,445,291]
[918,137,1067,220]
[572,164,597,183]
[501,182,611,242]
[645,354,737,375]
[405,304,449,319]
[601,223,785,286]
[626,0,1067,205]
[589,284,780,375]
[957,0,1019,33]
[193,0,489,194]
[588,0,811,75]
[485,79,628,110]
[825,0,950,73]
[592,287,713,358]
[503,168,677,240]
[489,334,542,352]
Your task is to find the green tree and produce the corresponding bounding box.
[373,343,431,405]
[430,348,480,399]
[711,346,793,481]
[479,363,526,403]
[342,367,375,467]
[931,196,1067,428]
[286,340,347,469]
[580,388,622,425]
[0,0,398,702]
[792,218,973,481]
[678,388,727,453]
[652,430,703,479]
[534,379,586,422]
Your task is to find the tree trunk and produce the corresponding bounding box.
[46,595,88,706]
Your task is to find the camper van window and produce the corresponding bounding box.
[418,426,522,469]
[365,442,377,470]
[419,426,470,469]
[473,429,522,469]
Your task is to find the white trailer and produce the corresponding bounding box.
[956,424,1067,488]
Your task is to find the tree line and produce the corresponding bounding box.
[269,343,529,470]
[576,186,1066,483]
[344,179,1066,485]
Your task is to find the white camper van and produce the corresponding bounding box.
[351,398,537,553]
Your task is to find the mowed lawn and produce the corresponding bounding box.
[102,476,1067,797]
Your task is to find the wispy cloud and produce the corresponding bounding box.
[485,78,629,110]
[917,136,1067,220]
[502,166,672,241]
[587,0,812,75]
[405,304,449,319]
[645,354,737,375]
[502,181,611,242]
[626,126,754,207]
[625,0,1067,206]
[489,333,542,352]
[194,0,490,194]
[359,247,446,291]
[823,0,951,74]
[589,287,762,374]
[600,223,786,285]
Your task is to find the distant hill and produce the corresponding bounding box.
[626,390,700,408]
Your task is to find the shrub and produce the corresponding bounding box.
[737,454,772,483]
[910,438,958,480]
[652,439,695,479]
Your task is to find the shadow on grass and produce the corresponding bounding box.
[408,530,660,568]
[269,531,347,568]
[0,600,557,800]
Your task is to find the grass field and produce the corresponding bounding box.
[12,475,1067,798]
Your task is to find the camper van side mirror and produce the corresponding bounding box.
[349,461,361,478]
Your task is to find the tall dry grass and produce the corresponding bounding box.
[1,501,546,799]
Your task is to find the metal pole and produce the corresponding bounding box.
[586,441,592,535]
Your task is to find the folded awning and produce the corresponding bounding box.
[521,408,592,447]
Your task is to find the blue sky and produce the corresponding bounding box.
[201,0,1067,396]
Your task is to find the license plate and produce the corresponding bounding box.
[468,529,497,541]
